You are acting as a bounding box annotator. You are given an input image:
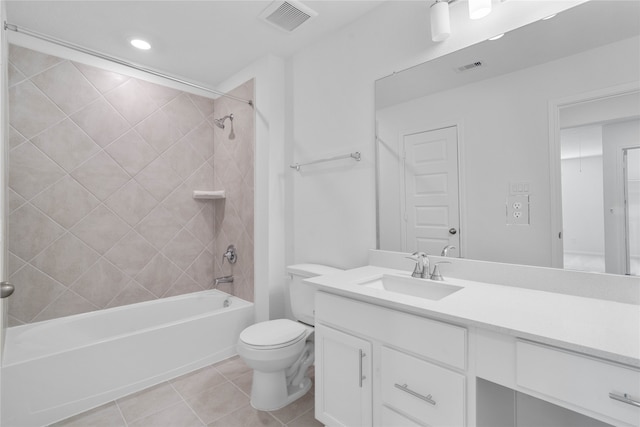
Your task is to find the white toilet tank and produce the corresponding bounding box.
[286,264,343,326]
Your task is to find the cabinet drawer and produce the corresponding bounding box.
[381,406,424,427]
[516,341,640,426]
[381,346,465,426]
[316,292,466,370]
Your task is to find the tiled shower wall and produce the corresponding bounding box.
[6,45,254,325]
[210,81,255,303]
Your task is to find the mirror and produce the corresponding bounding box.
[375,1,640,274]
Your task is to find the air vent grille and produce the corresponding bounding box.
[455,61,484,73]
[260,1,318,32]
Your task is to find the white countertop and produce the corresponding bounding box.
[307,266,640,368]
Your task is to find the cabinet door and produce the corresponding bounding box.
[315,323,372,427]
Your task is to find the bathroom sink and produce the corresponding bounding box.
[358,274,462,301]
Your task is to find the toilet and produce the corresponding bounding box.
[237,264,342,411]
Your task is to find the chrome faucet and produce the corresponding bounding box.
[407,252,429,279]
[440,245,457,257]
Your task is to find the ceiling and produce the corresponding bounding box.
[5,1,385,88]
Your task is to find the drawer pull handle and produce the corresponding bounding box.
[609,393,640,408]
[394,383,436,406]
[359,350,366,388]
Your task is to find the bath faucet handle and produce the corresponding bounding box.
[430,261,451,281]
[222,245,237,264]
[406,251,429,279]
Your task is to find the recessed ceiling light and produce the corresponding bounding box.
[542,14,557,21]
[130,39,151,50]
[488,33,505,41]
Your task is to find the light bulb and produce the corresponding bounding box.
[469,0,492,20]
[130,39,151,50]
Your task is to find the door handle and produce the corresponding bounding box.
[1,282,15,298]
[449,228,457,235]
[359,349,366,387]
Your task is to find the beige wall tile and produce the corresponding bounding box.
[135,156,182,201]
[135,206,183,250]
[105,79,159,125]
[71,204,130,254]
[105,180,158,226]
[32,233,101,286]
[73,62,129,94]
[71,258,130,308]
[105,130,158,176]
[9,81,66,139]
[70,98,130,147]
[8,263,66,323]
[8,203,65,261]
[31,175,101,228]
[135,109,183,154]
[31,119,101,172]
[31,61,100,115]
[32,289,97,322]
[9,141,66,199]
[9,44,63,77]
[135,254,182,298]
[105,231,157,277]
[106,280,155,308]
[71,151,131,200]
[162,94,204,134]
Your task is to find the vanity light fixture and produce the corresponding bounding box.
[430,0,452,42]
[130,38,151,50]
[469,0,492,20]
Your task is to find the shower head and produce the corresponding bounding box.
[214,113,233,129]
[214,113,235,140]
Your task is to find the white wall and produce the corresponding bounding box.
[217,55,287,321]
[286,0,585,269]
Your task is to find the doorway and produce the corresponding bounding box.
[551,86,640,275]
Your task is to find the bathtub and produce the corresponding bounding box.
[1,290,253,427]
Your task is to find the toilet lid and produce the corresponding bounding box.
[240,319,307,348]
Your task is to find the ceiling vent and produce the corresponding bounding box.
[455,61,485,73]
[260,0,318,33]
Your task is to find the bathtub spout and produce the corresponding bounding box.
[214,275,234,288]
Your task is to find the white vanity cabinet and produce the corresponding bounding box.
[315,323,372,427]
[315,291,468,427]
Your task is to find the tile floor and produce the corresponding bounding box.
[51,356,322,427]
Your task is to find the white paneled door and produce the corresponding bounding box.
[402,126,460,255]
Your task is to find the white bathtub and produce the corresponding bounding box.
[1,290,254,427]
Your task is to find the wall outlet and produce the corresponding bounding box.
[507,194,530,225]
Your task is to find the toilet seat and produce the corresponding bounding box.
[240,319,307,350]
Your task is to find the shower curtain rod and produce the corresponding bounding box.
[4,22,254,107]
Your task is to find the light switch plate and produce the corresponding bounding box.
[508,181,531,195]
[507,194,530,225]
